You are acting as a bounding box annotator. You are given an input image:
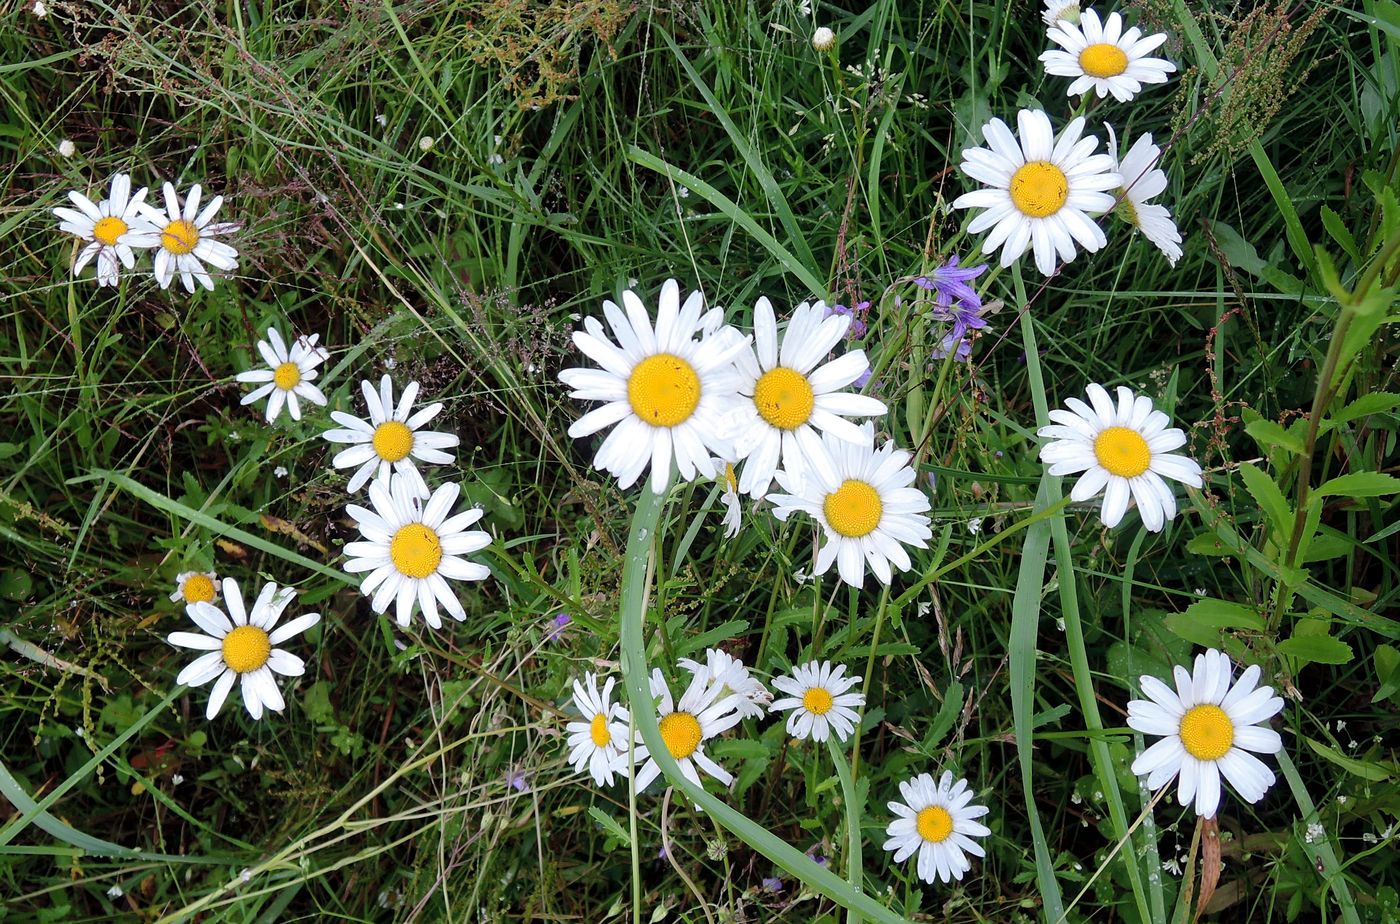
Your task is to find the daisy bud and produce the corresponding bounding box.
[418,135,435,152]
[58,139,75,158]
[811,26,835,52]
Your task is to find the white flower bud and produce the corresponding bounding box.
[811,27,835,52]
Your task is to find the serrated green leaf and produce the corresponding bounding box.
[1320,206,1361,264]
[1304,737,1395,781]
[587,806,632,848]
[1331,392,1400,425]
[1315,472,1400,499]
[1278,633,1354,665]
[1238,463,1292,539]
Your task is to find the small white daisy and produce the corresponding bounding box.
[558,279,749,493]
[1104,125,1183,266]
[342,473,491,629]
[1041,0,1079,27]
[768,422,932,588]
[564,672,630,787]
[234,327,330,423]
[883,771,991,884]
[632,666,744,793]
[52,173,160,287]
[1127,648,1285,819]
[1041,10,1175,102]
[1037,383,1202,532]
[677,648,772,721]
[770,660,865,742]
[167,578,320,721]
[169,570,219,606]
[139,182,240,293]
[729,297,887,499]
[321,376,460,497]
[952,109,1121,276]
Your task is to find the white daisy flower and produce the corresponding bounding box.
[1041,10,1175,102]
[558,279,749,493]
[139,182,240,293]
[677,648,771,721]
[169,570,219,606]
[952,109,1121,276]
[167,578,319,721]
[1104,125,1183,266]
[321,375,460,497]
[729,297,887,499]
[632,666,743,793]
[717,460,742,538]
[342,473,491,629]
[769,660,865,742]
[52,173,160,287]
[1042,0,1080,27]
[1127,648,1285,819]
[1037,383,1202,532]
[234,327,330,423]
[883,771,991,884]
[564,672,630,787]
[768,422,932,588]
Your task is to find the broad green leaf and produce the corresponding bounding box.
[1278,632,1354,665]
[1163,598,1265,647]
[1330,392,1400,426]
[1373,645,1400,705]
[1238,463,1292,539]
[921,681,964,752]
[1315,472,1400,499]
[1244,417,1304,456]
[1304,737,1396,782]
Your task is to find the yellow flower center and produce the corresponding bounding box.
[390,523,443,579]
[802,687,834,715]
[1093,426,1151,478]
[1114,190,1141,229]
[93,215,128,246]
[161,218,200,255]
[1009,161,1069,218]
[752,367,816,430]
[823,479,883,538]
[627,353,701,427]
[181,574,216,604]
[1079,42,1129,78]
[221,625,271,674]
[273,362,301,391]
[372,420,415,462]
[658,711,703,759]
[589,713,612,748]
[916,805,954,843]
[1179,704,1235,761]
[724,463,738,494]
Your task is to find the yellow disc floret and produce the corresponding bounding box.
[802,687,834,715]
[390,524,443,579]
[1179,704,1235,761]
[1093,426,1152,478]
[273,362,301,390]
[181,574,216,604]
[916,805,954,844]
[627,353,701,427]
[823,479,883,538]
[161,219,200,255]
[1079,42,1129,78]
[372,420,415,462]
[753,367,816,430]
[93,216,128,246]
[589,713,612,748]
[221,625,271,674]
[1009,162,1069,218]
[658,711,703,759]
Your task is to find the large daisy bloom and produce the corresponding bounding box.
[564,672,630,787]
[770,660,865,743]
[234,327,330,423]
[1042,0,1080,27]
[321,376,460,497]
[1105,125,1183,266]
[1037,383,1202,532]
[343,473,491,629]
[139,182,240,293]
[677,648,771,721]
[883,771,991,884]
[1041,10,1175,102]
[1127,649,1285,819]
[729,297,887,499]
[170,570,219,606]
[768,423,932,587]
[52,173,160,287]
[167,578,319,721]
[632,666,744,793]
[558,279,748,493]
[952,110,1121,276]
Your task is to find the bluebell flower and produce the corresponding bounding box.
[914,254,987,311]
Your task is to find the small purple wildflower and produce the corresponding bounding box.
[806,848,828,867]
[545,612,571,641]
[761,876,784,893]
[853,367,872,389]
[823,300,869,339]
[931,330,972,362]
[914,254,987,310]
[506,769,529,792]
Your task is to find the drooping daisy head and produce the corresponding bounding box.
[167,578,319,720]
[139,182,240,293]
[1127,649,1285,819]
[1041,10,1176,103]
[952,110,1121,276]
[322,376,460,497]
[1104,125,1183,266]
[1037,383,1202,532]
[564,672,630,787]
[677,647,772,720]
[729,297,887,499]
[632,664,745,793]
[714,458,742,538]
[234,327,330,423]
[770,660,865,743]
[52,173,161,287]
[1041,0,1080,27]
[558,279,749,493]
[883,771,991,884]
[169,570,219,605]
[768,422,932,587]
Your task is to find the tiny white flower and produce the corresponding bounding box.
[967,516,983,535]
[234,327,330,423]
[1304,822,1325,844]
[32,0,47,16]
[770,660,865,742]
[172,773,185,785]
[274,465,288,478]
[107,885,122,898]
[58,139,76,158]
[375,113,387,126]
[418,135,435,152]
